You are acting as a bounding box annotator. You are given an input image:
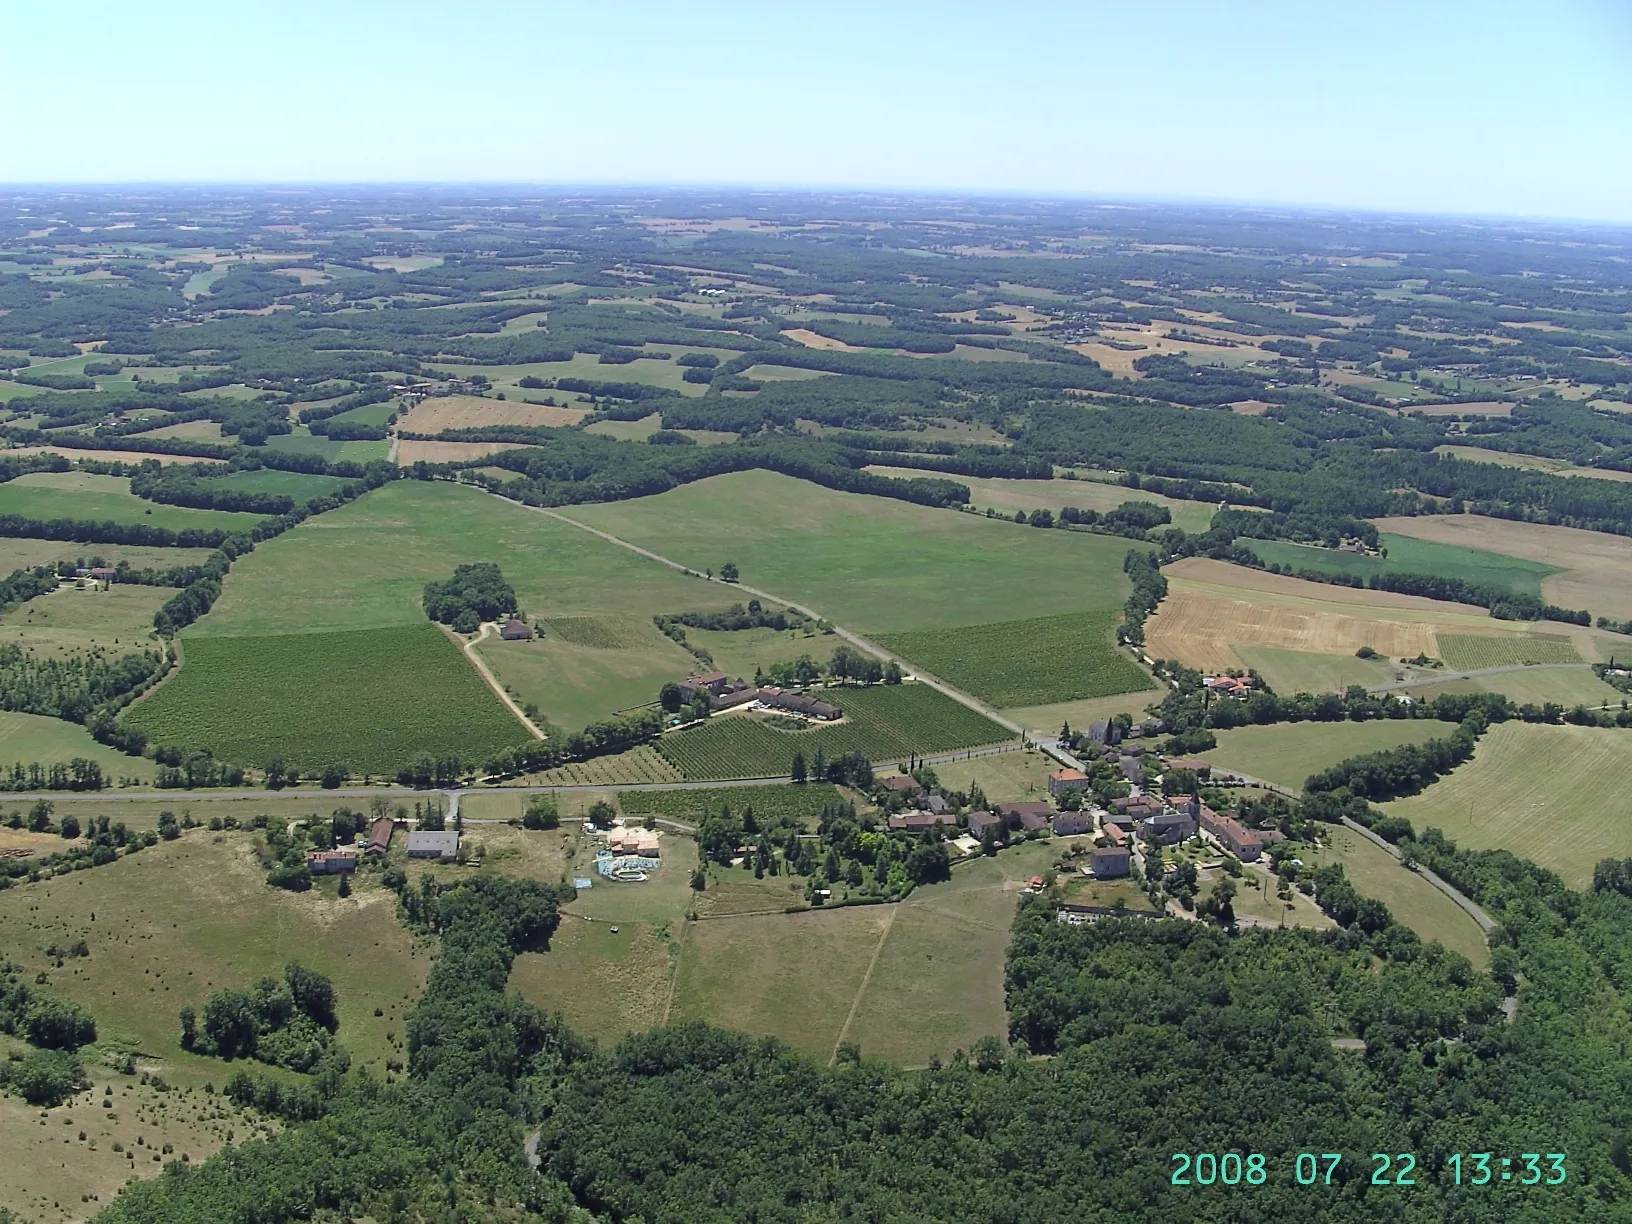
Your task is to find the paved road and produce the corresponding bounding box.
[1338,815,1498,934]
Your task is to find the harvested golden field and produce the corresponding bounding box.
[0,446,216,466]
[1146,559,1509,673]
[397,396,587,433]
[395,439,529,465]
[781,328,862,352]
[1374,514,1632,621]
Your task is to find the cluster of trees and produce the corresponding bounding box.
[180,964,347,1079]
[652,598,817,666]
[0,959,97,1107]
[789,746,874,789]
[1118,548,1167,644]
[477,708,666,782]
[1303,722,1482,800]
[0,808,159,887]
[421,561,517,633]
[0,641,165,726]
[130,462,293,515]
[0,757,109,791]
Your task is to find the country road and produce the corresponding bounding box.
[1368,660,1606,695]
[453,620,548,739]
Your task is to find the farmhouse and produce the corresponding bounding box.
[1198,803,1264,862]
[609,830,662,857]
[407,830,460,862]
[917,793,949,816]
[1087,719,1121,746]
[997,800,1054,833]
[1204,676,1251,699]
[306,848,358,875]
[365,818,394,856]
[1052,810,1094,836]
[679,672,732,700]
[967,810,1003,839]
[1047,768,1091,796]
[1090,845,1131,878]
[890,811,953,833]
[757,687,842,720]
[89,566,117,581]
[499,617,531,640]
[883,775,923,796]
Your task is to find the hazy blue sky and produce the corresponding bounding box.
[6,0,1630,221]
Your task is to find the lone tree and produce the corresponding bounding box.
[791,751,807,784]
[720,562,739,583]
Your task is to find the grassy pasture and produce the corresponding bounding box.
[680,624,833,680]
[1384,721,1632,887]
[0,710,157,783]
[570,470,1134,634]
[876,610,1149,707]
[584,413,661,441]
[1249,534,1561,600]
[1003,687,1164,738]
[1204,720,1448,791]
[0,582,166,659]
[1373,513,1632,622]
[1436,633,1581,670]
[864,468,1217,532]
[656,684,1012,780]
[1233,646,1401,695]
[0,472,266,533]
[1313,826,1489,965]
[123,623,528,773]
[475,621,692,732]
[1406,667,1621,709]
[212,468,349,500]
[0,539,217,574]
[0,832,427,1081]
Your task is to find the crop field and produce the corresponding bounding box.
[1436,633,1582,670]
[0,831,426,1079]
[395,439,526,464]
[213,468,349,500]
[123,623,528,773]
[863,467,1217,532]
[0,471,267,532]
[1373,514,1632,622]
[1204,720,1448,791]
[538,615,648,648]
[1232,646,1402,695]
[0,710,157,783]
[326,400,396,426]
[512,744,682,787]
[1311,826,1489,965]
[656,684,1012,780]
[1384,722,1632,887]
[1249,535,1561,599]
[570,470,1135,634]
[1147,558,1519,673]
[395,395,588,433]
[876,610,1150,707]
[617,782,847,827]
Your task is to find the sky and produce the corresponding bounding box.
[4,0,1631,223]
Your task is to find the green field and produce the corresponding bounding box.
[1204,719,1449,791]
[212,468,350,500]
[865,467,1218,533]
[1384,721,1632,887]
[876,610,1150,707]
[327,400,397,426]
[570,470,1135,634]
[0,582,167,658]
[618,782,848,827]
[1233,645,1400,695]
[0,539,218,573]
[1436,632,1582,670]
[1407,667,1620,709]
[123,623,529,773]
[475,622,693,731]
[656,684,1012,780]
[1313,826,1489,966]
[0,471,267,533]
[0,709,157,783]
[1249,534,1561,599]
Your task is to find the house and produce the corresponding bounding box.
[89,566,116,582]
[306,848,358,875]
[1090,845,1131,878]
[1204,676,1251,699]
[1111,795,1162,819]
[709,681,759,711]
[998,800,1054,833]
[967,810,1003,840]
[1101,822,1129,846]
[1118,755,1143,782]
[1165,757,1212,780]
[407,830,460,862]
[1051,810,1094,836]
[889,811,952,833]
[757,687,841,720]
[916,793,949,815]
[1047,768,1090,797]
[1087,719,1121,747]
[1198,803,1263,862]
[679,672,731,701]
[364,818,394,856]
[1142,807,1197,844]
[883,775,923,797]
[498,617,531,640]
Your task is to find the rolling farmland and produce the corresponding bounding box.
[657,684,1012,780]
[1435,633,1582,670]
[1249,535,1561,599]
[877,610,1149,707]
[1204,720,1449,792]
[0,471,268,533]
[618,782,848,826]
[124,622,529,773]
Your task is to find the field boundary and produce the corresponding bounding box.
[830,904,897,1065]
[1339,817,1497,935]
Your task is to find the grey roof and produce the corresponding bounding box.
[407,830,460,858]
